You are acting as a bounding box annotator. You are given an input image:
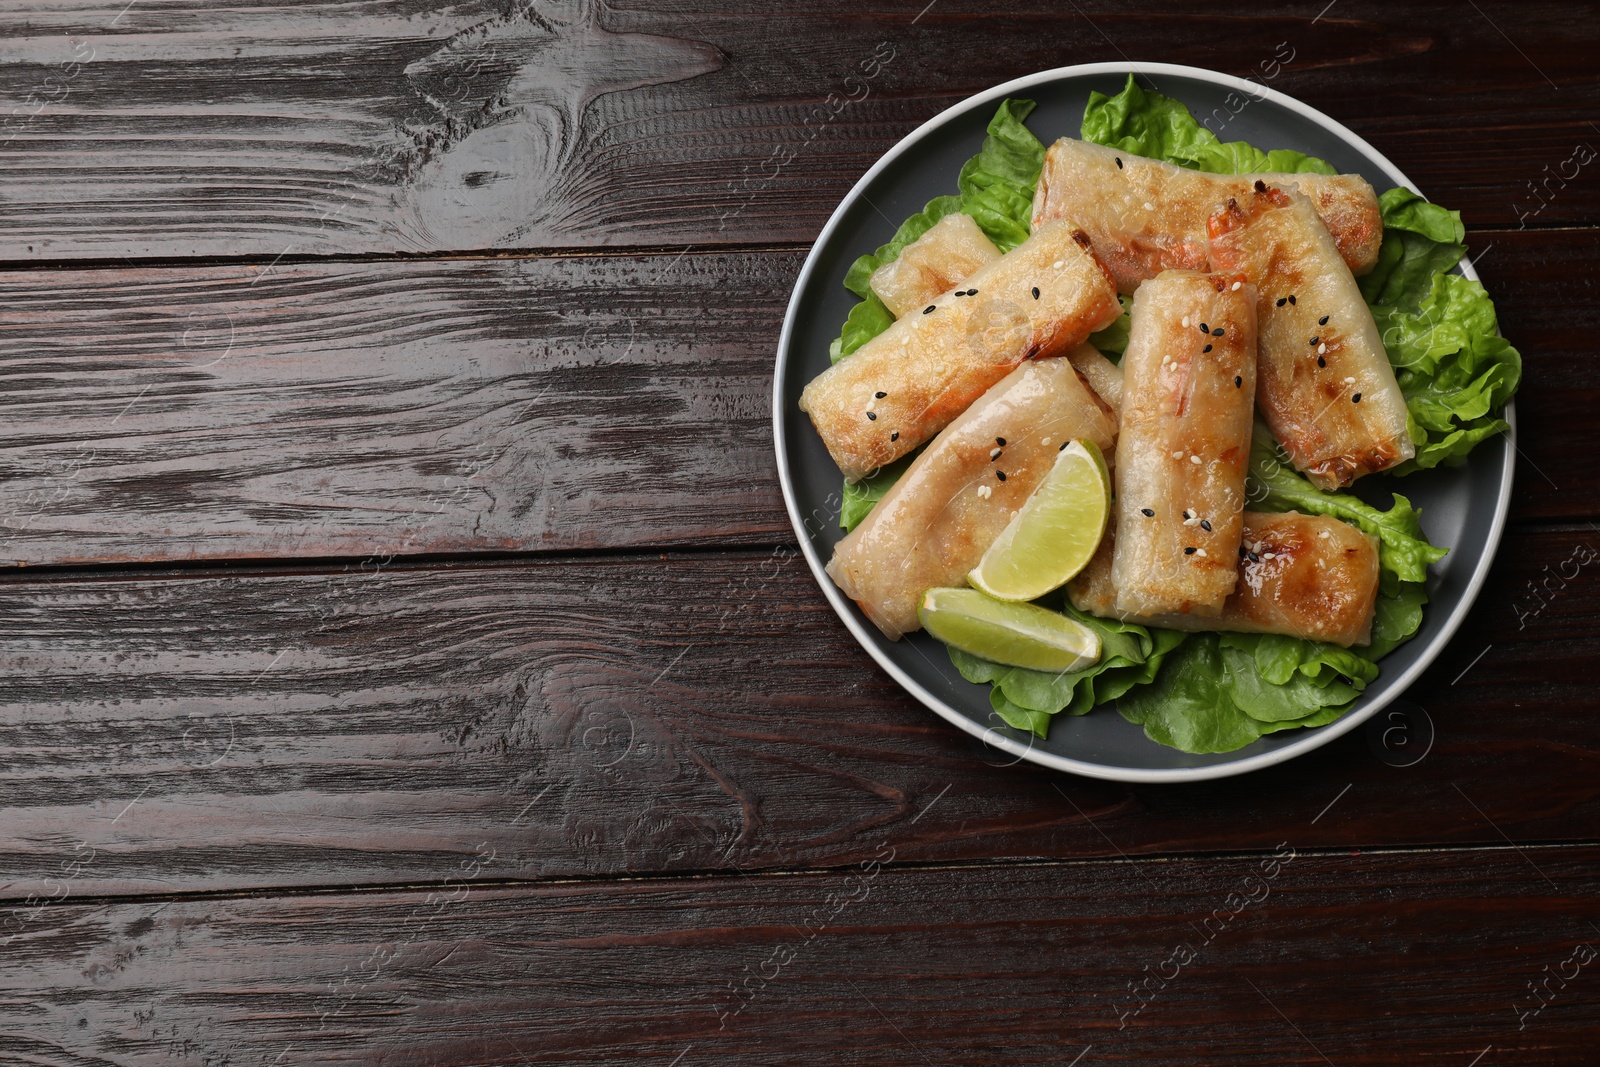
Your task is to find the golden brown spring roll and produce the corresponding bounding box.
[870,213,1001,317]
[1208,182,1414,490]
[828,357,1118,639]
[800,219,1121,482]
[1112,270,1258,617]
[1069,510,1381,647]
[1065,342,1123,413]
[1030,137,1383,293]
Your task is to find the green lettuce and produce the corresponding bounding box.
[1117,637,1348,754]
[1082,73,1335,176]
[946,603,1187,737]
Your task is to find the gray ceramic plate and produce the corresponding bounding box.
[773,62,1513,782]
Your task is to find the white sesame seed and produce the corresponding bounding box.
[1318,343,1327,355]
[1344,376,1356,384]
[1041,437,1052,446]
[1181,316,1190,328]
[1189,454,1202,465]
[1230,281,1242,291]
[1143,202,1155,211]
[1196,548,1208,558]
[977,484,992,499]
[990,447,1002,460]
[1172,450,1184,459]
[1052,260,1064,269]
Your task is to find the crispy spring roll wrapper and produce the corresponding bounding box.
[1065,342,1123,413]
[1030,137,1383,293]
[870,213,1001,317]
[827,357,1118,640]
[1112,270,1258,617]
[799,219,1121,482]
[1208,183,1414,490]
[1070,510,1381,647]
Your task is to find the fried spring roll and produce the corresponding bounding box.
[827,357,1118,639]
[1030,137,1383,293]
[1112,270,1258,617]
[800,219,1121,482]
[1208,183,1414,490]
[1065,342,1124,413]
[869,213,1001,317]
[1069,510,1381,647]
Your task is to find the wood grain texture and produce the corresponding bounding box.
[0,1,1594,259]
[3,845,1597,1065]
[0,525,1592,900]
[0,228,1586,567]
[0,250,800,564]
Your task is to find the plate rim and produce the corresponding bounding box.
[772,60,1515,783]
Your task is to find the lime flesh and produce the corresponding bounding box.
[918,587,1101,672]
[968,438,1110,602]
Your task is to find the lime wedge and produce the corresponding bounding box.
[968,438,1111,602]
[918,587,1101,672]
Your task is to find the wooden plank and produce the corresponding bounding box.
[0,1,1594,259]
[0,525,1593,900]
[0,227,1588,567]
[0,250,800,564]
[3,846,1597,1064]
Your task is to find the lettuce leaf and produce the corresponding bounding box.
[1082,74,1336,176]
[1118,636,1348,754]
[946,604,1187,737]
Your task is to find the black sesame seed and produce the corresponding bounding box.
[1309,337,1319,346]
[1352,392,1362,403]
[1200,519,1212,532]
[1184,546,1197,555]
[1248,551,1261,563]
[890,431,899,441]
[1317,356,1326,368]
[953,290,966,297]
[1234,375,1243,387]
[1141,508,1155,517]
[996,437,1006,446]
[866,411,877,421]
[1203,344,1213,353]
[967,288,979,296]
[1182,510,1191,519]
[1059,441,1069,451]
[1211,327,1224,337]
[1288,295,1296,305]
[996,471,1007,481]
[923,305,936,315]
[1319,315,1330,325]
[1199,322,1209,334]
[1275,297,1287,307]
[874,391,886,398]
[1031,286,1040,300]
[1115,157,1124,169]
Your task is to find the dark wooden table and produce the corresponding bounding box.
[0,2,1595,1063]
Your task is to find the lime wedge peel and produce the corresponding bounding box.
[968,437,1111,602]
[918,587,1101,672]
